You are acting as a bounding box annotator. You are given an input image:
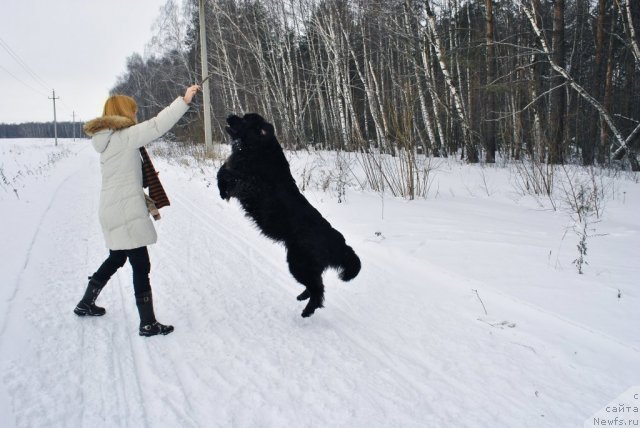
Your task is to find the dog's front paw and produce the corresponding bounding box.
[217,179,231,200]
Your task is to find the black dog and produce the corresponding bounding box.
[217,113,361,317]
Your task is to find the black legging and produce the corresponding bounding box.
[93,246,151,296]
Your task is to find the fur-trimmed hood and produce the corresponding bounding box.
[84,115,136,153]
[84,115,136,136]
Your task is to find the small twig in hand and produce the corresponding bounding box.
[198,73,214,86]
[472,289,488,315]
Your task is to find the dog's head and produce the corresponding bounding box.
[225,113,275,145]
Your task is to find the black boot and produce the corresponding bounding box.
[74,276,107,316]
[136,291,174,337]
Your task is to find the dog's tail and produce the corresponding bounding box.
[337,245,361,281]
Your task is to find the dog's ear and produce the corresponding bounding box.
[242,113,265,131]
[261,122,275,137]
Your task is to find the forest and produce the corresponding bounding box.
[3,0,639,178]
[0,122,84,139]
[109,0,640,171]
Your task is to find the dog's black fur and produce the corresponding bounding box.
[217,113,361,317]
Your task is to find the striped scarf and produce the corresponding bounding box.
[140,147,170,209]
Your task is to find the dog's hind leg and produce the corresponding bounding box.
[287,248,325,317]
[296,289,310,301]
[300,276,324,318]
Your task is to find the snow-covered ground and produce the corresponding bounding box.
[1,138,638,427]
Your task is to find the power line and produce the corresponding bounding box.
[0,63,49,98]
[57,97,75,114]
[0,37,80,124]
[0,37,81,125]
[0,36,51,91]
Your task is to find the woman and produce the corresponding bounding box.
[75,85,199,337]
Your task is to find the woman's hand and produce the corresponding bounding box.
[183,85,200,104]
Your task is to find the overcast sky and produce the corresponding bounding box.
[0,0,168,124]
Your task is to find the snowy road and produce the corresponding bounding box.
[1,140,639,427]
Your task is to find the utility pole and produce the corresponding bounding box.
[72,111,76,141]
[199,0,213,154]
[49,89,59,146]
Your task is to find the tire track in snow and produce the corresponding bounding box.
[141,193,384,425]
[93,195,263,426]
[159,189,434,425]
[110,273,152,428]
[138,201,277,425]
[2,149,151,428]
[167,194,303,308]
[0,160,86,341]
[2,153,96,427]
[73,171,145,427]
[172,194,293,282]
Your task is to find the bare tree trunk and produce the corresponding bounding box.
[423,0,477,162]
[426,47,446,157]
[620,0,640,66]
[584,0,607,165]
[305,13,331,147]
[600,5,617,163]
[463,1,474,161]
[485,0,497,162]
[402,0,438,156]
[319,11,350,150]
[550,0,566,164]
[528,0,545,160]
[343,26,386,150]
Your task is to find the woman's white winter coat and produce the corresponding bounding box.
[84,97,189,250]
